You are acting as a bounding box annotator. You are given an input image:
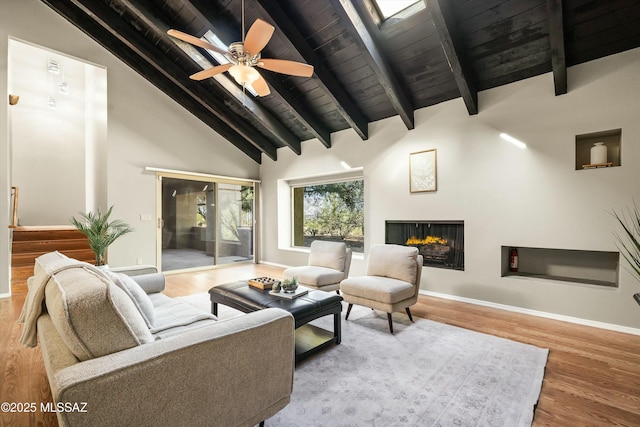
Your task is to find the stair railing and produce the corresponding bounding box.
[9,186,18,228]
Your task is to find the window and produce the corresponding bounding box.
[292,179,364,253]
[372,0,423,20]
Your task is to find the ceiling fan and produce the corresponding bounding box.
[167,14,313,97]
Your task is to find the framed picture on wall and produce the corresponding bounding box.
[409,149,437,193]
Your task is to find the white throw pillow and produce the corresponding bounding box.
[108,271,156,328]
[45,267,153,361]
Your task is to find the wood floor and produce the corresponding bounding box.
[2,263,639,426]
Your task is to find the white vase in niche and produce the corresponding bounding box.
[590,142,607,165]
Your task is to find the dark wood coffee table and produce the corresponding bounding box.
[209,281,342,363]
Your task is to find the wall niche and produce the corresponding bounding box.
[575,128,621,170]
[501,246,619,288]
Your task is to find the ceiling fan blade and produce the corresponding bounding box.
[250,74,271,96]
[243,19,275,55]
[167,29,228,56]
[258,59,314,77]
[190,63,233,80]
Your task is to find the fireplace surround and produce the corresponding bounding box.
[385,221,464,270]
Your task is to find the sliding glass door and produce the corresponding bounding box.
[158,173,256,272]
[217,183,255,266]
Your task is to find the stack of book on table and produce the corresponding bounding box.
[269,286,309,299]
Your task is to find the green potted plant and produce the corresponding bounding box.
[612,203,640,305]
[70,205,133,266]
[281,276,298,293]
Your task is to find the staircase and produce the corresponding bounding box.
[11,226,94,294]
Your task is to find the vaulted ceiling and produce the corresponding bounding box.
[41,0,640,163]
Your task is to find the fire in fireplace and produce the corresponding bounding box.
[385,221,464,270]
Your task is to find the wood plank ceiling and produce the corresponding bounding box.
[41,0,640,163]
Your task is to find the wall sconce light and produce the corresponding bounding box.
[47,60,60,74]
[9,94,19,105]
[634,293,640,306]
[58,81,69,94]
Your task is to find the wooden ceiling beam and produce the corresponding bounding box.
[211,74,302,154]
[546,0,567,95]
[183,0,332,150]
[332,0,414,130]
[115,0,301,155]
[41,0,265,163]
[425,0,478,115]
[256,0,370,140]
[259,70,333,149]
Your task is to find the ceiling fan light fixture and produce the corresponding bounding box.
[168,8,311,99]
[228,64,260,85]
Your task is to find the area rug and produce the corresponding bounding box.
[178,293,548,427]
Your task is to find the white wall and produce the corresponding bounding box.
[260,48,640,329]
[0,0,259,295]
[9,39,105,225]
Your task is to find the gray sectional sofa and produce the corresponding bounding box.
[19,251,295,427]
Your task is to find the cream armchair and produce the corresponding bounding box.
[340,244,423,333]
[283,240,352,293]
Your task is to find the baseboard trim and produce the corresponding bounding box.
[258,260,290,270]
[419,290,640,336]
[0,292,11,299]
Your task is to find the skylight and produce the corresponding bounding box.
[174,39,214,70]
[202,31,230,65]
[374,0,422,19]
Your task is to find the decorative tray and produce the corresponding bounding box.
[247,277,280,290]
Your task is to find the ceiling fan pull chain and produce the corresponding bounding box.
[241,0,245,43]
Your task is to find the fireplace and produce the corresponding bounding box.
[385,221,464,270]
